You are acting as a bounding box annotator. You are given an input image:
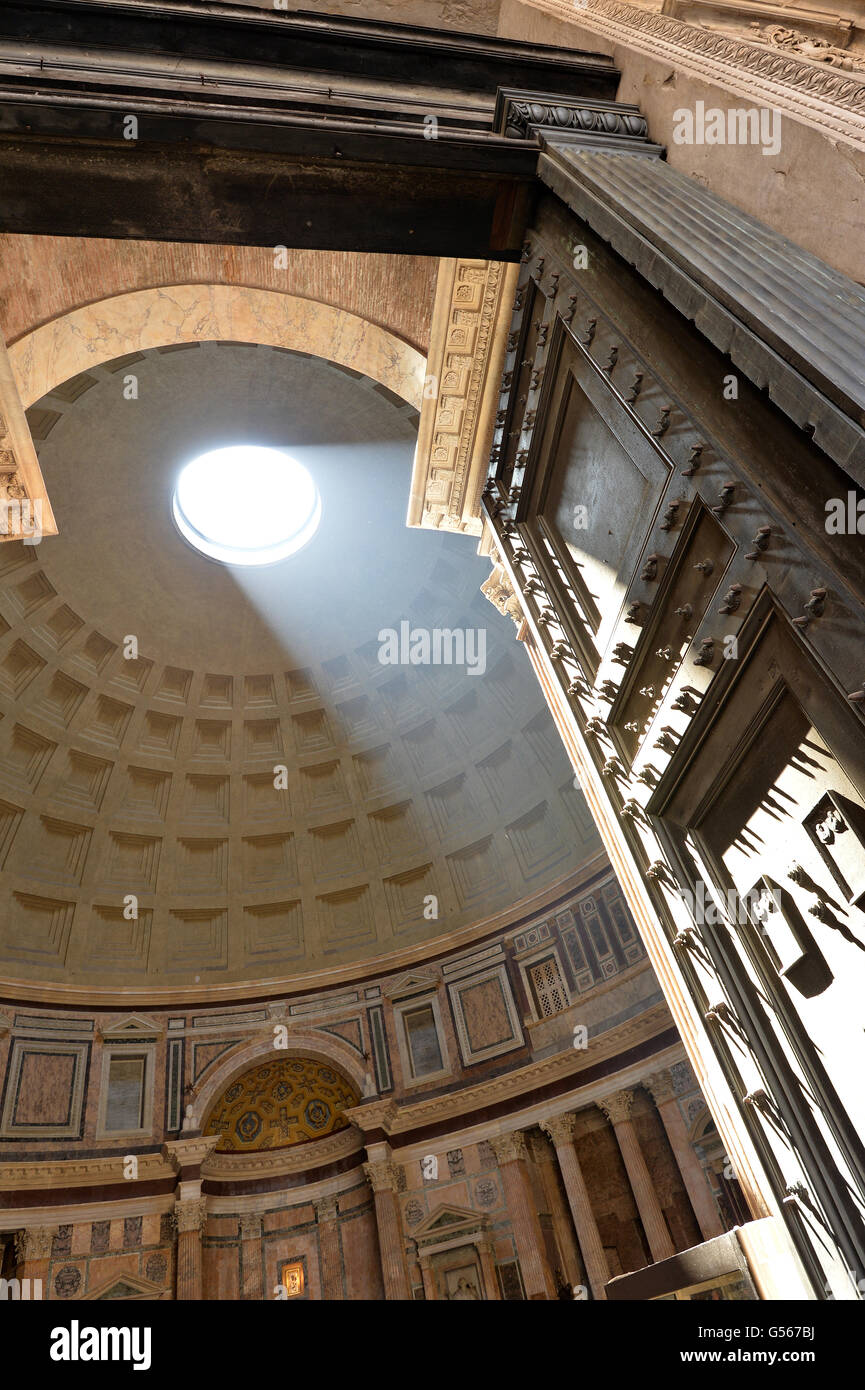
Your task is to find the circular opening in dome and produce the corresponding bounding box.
[172,445,321,566]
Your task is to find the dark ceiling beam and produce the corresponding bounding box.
[0,0,620,256]
[0,1,618,101]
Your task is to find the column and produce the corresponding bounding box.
[162,1135,219,1301]
[314,1195,344,1300]
[599,1089,675,1263]
[644,1070,724,1241]
[540,1113,610,1300]
[14,1227,57,1299]
[489,1131,556,1299]
[363,1160,410,1301]
[419,1253,437,1301]
[174,1197,208,1300]
[476,1237,501,1300]
[239,1213,263,1300]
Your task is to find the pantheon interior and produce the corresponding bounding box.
[0,0,863,1308]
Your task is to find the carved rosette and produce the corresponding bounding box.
[489,1130,529,1165]
[540,1112,578,1147]
[173,1197,208,1235]
[14,1226,57,1263]
[599,1088,636,1127]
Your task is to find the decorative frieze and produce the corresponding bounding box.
[524,0,865,143]
[409,258,519,536]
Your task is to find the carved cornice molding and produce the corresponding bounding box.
[0,1152,174,1192]
[202,1126,364,1183]
[493,90,657,151]
[409,258,519,536]
[162,1134,220,1174]
[598,1087,636,1126]
[524,0,865,146]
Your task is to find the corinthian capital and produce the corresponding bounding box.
[363,1160,399,1194]
[174,1196,208,1234]
[489,1130,529,1165]
[643,1069,677,1107]
[599,1088,635,1127]
[14,1226,57,1263]
[540,1112,577,1147]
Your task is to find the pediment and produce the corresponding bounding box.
[381,968,440,1000]
[99,1014,161,1039]
[413,1202,486,1239]
[84,1270,168,1301]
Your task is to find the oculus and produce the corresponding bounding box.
[172,445,321,566]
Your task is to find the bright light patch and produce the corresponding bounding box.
[172,445,321,566]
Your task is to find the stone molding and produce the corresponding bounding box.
[0,1152,174,1192]
[408,258,519,536]
[598,1087,637,1126]
[524,0,865,147]
[162,1135,221,1174]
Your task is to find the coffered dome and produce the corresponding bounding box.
[0,342,600,996]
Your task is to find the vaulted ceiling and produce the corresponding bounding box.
[0,341,600,997]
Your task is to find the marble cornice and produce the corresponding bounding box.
[201,1126,364,1183]
[0,1151,175,1192]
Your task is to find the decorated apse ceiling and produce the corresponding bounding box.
[0,343,601,992]
[203,1058,359,1152]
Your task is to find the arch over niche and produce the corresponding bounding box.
[203,1054,361,1153]
[190,1030,373,1136]
[9,283,426,410]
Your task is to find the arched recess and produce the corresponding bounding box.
[9,284,426,410]
[189,1028,374,1134]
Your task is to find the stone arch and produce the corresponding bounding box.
[189,1027,373,1134]
[9,283,426,410]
